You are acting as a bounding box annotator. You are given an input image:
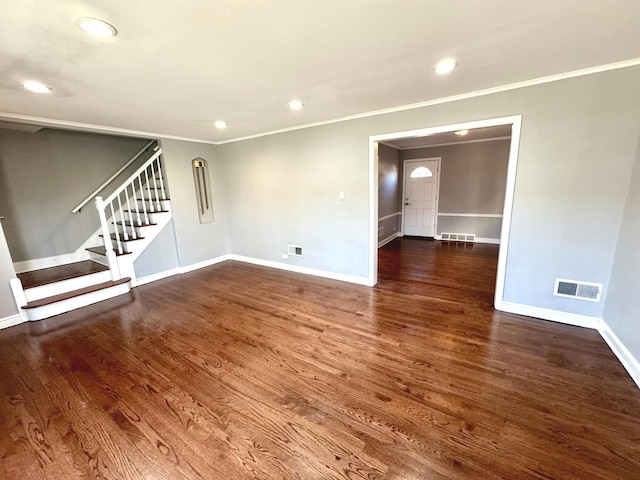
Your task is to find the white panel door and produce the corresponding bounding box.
[402,159,439,237]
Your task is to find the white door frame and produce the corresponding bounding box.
[368,114,523,311]
[400,157,441,237]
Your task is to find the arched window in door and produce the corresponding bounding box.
[409,166,433,178]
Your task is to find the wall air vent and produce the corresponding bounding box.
[554,278,602,302]
[288,244,303,257]
[441,232,476,243]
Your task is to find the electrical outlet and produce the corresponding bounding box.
[378,226,384,236]
[287,244,303,256]
[282,253,288,259]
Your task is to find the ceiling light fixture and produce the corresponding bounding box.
[434,58,457,75]
[454,129,469,136]
[74,17,118,37]
[214,120,228,129]
[288,100,304,111]
[22,80,52,94]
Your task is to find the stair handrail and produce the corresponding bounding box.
[101,149,162,206]
[94,147,166,280]
[72,139,157,213]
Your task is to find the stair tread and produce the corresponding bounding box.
[99,234,146,242]
[23,278,131,309]
[113,221,158,227]
[17,260,109,290]
[124,209,170,214]
[86,246,132,257]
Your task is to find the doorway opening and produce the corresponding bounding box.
[368,115,522,309]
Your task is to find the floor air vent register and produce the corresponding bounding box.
[554,278,602,302]
[441,233,476,242]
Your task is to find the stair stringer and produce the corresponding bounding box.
[114,204,173,287]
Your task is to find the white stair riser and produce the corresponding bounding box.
[115,213,172,260]
[25,282,132,321]
[137,199,170,210]
[87,253,110,266]
[24,270,112,302]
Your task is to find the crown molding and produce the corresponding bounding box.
[2,57,640,145]
[0,113,218,145]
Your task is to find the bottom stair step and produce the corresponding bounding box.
[86,246,132,257]
[22,277,132,321]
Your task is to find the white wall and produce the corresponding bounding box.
[0,221,17,319]
[158,139,229,268]
[603,135,640,362]
[218,66,640,317]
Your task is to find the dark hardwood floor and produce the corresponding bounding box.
[1,238,639,479]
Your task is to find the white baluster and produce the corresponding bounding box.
[144,168,155,212]
[117,194,129,240]
[150,161,161,210]
[124,185,136,239]
[156,157,167,200]
[96,196,121,280]
[109,202,123,254]
[131,182,142,226]
[137,175,150,224]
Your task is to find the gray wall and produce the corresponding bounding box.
[158,139,228,268]
[219,126,369,277]
[401,140,510,212]
[378,143,401,241]
[603,136,640,361]
[0,128,149,262]
[218,66,640,318]
[401,139,510,238]
[133,221,180,278]
[0,221,17,318]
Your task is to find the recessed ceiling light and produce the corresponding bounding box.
[288,100,304,111]
[454,129,469,136]
[214,120,228,129]
[434,58,457,75]
[22,80,52,94]
[75,17,118,37]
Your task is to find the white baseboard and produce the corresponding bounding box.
[134,252,372,287]
[0,313,24,330]
[136,267,182,286]
[378,233,399,248]
[14,251,90,273]
[179,254,232,274]
[498,301,602,329]
[134,256,231,286]
[228,254,373,286]
[476,237,501,245]
[136,252,372,287]
[599,322,640,389]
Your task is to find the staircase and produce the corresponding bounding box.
[10,143,172,322]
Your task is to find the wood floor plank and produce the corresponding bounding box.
[1,238,640,479]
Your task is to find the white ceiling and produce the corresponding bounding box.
[1,1,640,143]
[384,125,512,149]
